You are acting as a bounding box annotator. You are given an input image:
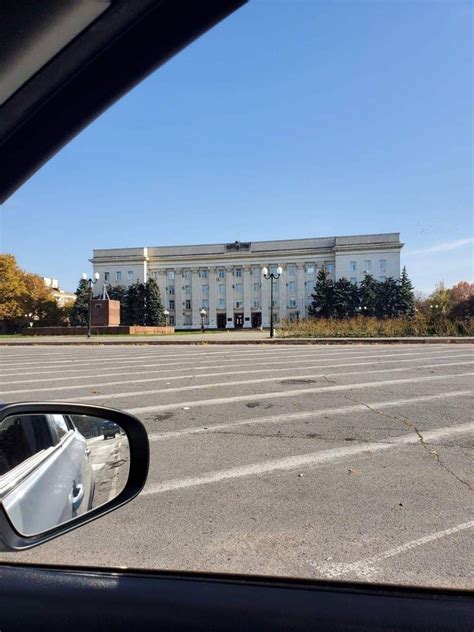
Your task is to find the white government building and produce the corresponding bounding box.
[91,233,403,329]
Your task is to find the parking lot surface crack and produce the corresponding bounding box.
[341,394,473,492]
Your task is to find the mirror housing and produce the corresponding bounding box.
[0,403,149,551]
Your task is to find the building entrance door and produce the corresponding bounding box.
[251,312,262,328]
[217,313,226,329]
[234,313,244,328]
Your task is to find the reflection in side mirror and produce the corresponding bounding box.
[0,412,130,537]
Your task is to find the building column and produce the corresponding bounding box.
[225,266,234,328]
[243,265,252,328]
[278,264,287,323]
[297,263,306,318]
[191,268,201,329]
[261,265,270,328]
[208,267,217,329]
[174,268,184,329]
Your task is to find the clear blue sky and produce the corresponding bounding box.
[1,0,472,294]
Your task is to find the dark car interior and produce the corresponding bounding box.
[0,1,472,630]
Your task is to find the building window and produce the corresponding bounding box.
[183,270,192,280]
[169,315,175,325]
[288,298,297,308]
[288,265,297,277]
[218,269,225,279]
[350,261,356,272]
[235,283,243,293]
[288,281,296,292]
[184,314,192,326]
[199,269,208,279]
[271,300,277,307]
[379,259,387,271]
[235,300,243,309]
[306,264,315,275]
[326,263,335,274]
[185,299,191,310]
[235,268,242,278]
[104,272,109,282]
[169,300,175,310]
[253,299,260,309]
[202,299,209,309]
[202,284,209,295]
[363,260,371,273]
[253,282,260,292]
[184,285,192,295]
[167,271,175,281]
[115,271,122,282]
[127,270,134,280]
[350,277,357,285]
[168,285,175,295]
[218,298,225,309]
[269,265,279,276]
[306,280,315,292]
[219,285,225,295]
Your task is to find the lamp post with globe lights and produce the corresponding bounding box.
[163,309,170,327]
[262,266,282,338]
[82,272,100,338]
[199,308,207,333]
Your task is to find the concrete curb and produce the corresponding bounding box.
[1,337,473,346]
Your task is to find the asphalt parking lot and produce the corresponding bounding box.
[0,343,472,589]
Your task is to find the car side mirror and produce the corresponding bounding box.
[0,403,149,551]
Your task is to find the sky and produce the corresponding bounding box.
[1,0,472,295]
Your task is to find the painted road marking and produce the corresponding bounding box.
[1,349,467,384]
[141,422,474,495]
[309,521,474,580]
[53,362,474,404]
[3,355,472,395]
[126,372,474,414]
[146,390,472,441]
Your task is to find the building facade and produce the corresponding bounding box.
[91,233,403,329]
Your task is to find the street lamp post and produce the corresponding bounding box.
[262,266,282,338]
[199,308,207,333]
[163,309,170,327]
[82,272,100,338]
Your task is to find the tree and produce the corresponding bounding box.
[145,278,165,326]
[0,254,27,326]
[333,278,359,318]
[126,281,146,325]
[428,282,452,316]
[451,281,474,305]
[377,277,400,318]
[358,274,379,317]
[308,268,335,318]
[70,279,90,326]
[105,284,129,325]
[449,281,474,321]
[398,267,415,316]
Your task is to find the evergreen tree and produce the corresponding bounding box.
[70,278,90,326]
[145,278,165,325]
[125,281,146,325]
[309,268,335,318]
[398,267,415,316]
[106,284,129,325]
[333,278,359,318]
[377,277,400,318]
[358,274,379,317]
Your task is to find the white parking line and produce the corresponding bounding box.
[141,422,474,495]
[146,390,472,441]
[0,345,466,372]
[309,521,474,580]
[2,350,467,384]
[127,372,474,414]
[50,361,473,404]
[4,355,472,395]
